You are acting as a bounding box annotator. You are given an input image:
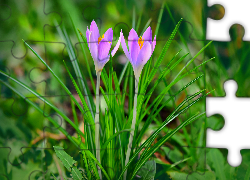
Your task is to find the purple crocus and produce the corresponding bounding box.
[86,20,120,73]
[122,27,156,180]
[120,27,156,79]
[86,20,122,180]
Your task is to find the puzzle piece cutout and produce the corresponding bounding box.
[201,20,250,180]
[207,0,250,41]
[206,80,250,167]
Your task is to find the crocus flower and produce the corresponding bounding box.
[120,27,156,79]
[86,20,122,180]
[86,20,120,73]
[122,27,156,180]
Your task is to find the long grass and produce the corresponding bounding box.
[0,3,214,179]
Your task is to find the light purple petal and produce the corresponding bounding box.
[111,32,121,57]
[130,39,140,65]
[104,28,113,43]
[136,41,152,67]
[134,41,152,78]
[89,32,98,62]
[128,28,139,55]
[152,35,156,52]
[142,26,152,43]
[120,30,132,63]
[98,38,111,64]
[86,26,91,48]
[90,20,100,43]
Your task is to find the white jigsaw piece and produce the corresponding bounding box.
[206,80,250,167]
[206,0,250,41]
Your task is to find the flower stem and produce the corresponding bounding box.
[95,70,102,180]
[124,77,139,180]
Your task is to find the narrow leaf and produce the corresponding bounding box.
[136,160,156,180]
[0,80,79,148]
[63,61,95,132]
[207,149,227,180]
[72,137,111,180]
[53,146,76,171]
[0,71,85,138]
[71,167,83,180]
[51,173,58,180]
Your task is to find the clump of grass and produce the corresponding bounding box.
[0,3,214,179]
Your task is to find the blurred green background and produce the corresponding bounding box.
[1,0,250,179]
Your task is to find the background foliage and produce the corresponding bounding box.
[1,0,250,179]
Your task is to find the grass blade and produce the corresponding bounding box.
[147,18,183,83]
[0,70,85,139]
[53,146,77,171]
[154,2,165,38]
[131,112,206,179]
[55,22,95,119]
[0,80,79,148]
[70,16,96,94]
[63,60,95,153]
[72,137,111,180]
[72,167,83,180]
[101,129,131,154]
[22,40,88,121]
[118,90,209,180]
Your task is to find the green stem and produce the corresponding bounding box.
[124,77,139,180]
[95,70,102,180]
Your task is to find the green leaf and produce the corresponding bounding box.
[136,75,204,145]
[155,157,191,178]
[87,155,99,179]
[139,52,189,119]
[207,149,227,180]
[0,71,85,139]
[22,40,86,120]
[71,167,83,180]
[138,90,206,160]
[140,18,152,36]
[244,165,250,180]
[72,137,111,180]
[224,164,236,180]
[51,173,58,180]
[118,90,209,180]
[101,129,132,154]
[63,61,95,133]
[147,18,183,83]
[118,61,129,85]
[0,80,79,148]
[131,112,206,179]
[136,12,142,32]
[53,146,77,171]
[55,22,95,118]
[74,20,95,93]
[167,171,216,180]
[154,2,164,37]
[136,160,156,180]
[82,150,92,180]
[132,6,136,29]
